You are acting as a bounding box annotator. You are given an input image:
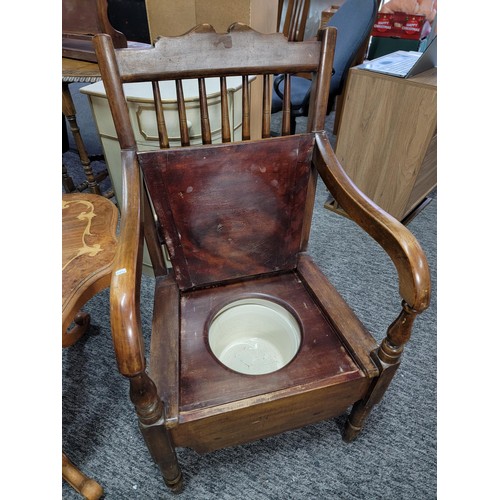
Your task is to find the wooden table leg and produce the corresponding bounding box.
[62,452,104,499]
[62,82,101,195]
[62,162,76,193]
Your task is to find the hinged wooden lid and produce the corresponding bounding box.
[139,134,316,290]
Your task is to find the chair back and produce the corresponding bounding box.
[281,0,311,41]
[94,23,335,145]
[326,0,378,98]
[93,23,336,277]
[139,134,315,290]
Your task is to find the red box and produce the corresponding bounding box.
[371,12,427,40]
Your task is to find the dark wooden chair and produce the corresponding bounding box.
[93,23,431,492]
[63,0,127,62]
[279,0,311,41]
[62,192,118,498]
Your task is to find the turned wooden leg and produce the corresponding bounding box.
[129,372,183,492]
[344,301,418,442]
[63,311,91,348]
[62,82,101,195]
[63,163,76,193]
[62,452,104,500]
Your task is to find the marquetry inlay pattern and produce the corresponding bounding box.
[63,198,104,270]
[62,193,118,342]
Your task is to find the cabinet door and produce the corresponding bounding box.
[335,69,437,221]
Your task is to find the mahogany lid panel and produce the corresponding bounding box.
[138,134,316,290]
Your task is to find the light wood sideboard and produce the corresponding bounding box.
[330,66,437,223]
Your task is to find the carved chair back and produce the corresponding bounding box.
[94,23,335,145]
[94,23,336,277]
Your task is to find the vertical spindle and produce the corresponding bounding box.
[152,81,169,149]
[176,79,190,146]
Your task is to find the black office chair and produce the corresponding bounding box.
[272,0,378,134]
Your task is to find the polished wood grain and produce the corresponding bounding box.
[282,0,310,41]
[63,0,127,62]
[95,23,335,150]
[174,377,371,453]
[177,271,363,411]
[296,254,379,377]
[149,275,180,426]
[314,131,431,312]
[93,24,431,491]
[62,192,118,498]
[144,0,280,141]
[62,193,118,347]
[312,130,431,440]
[138,134,315,289]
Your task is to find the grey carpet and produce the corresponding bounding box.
[62,90,437,499]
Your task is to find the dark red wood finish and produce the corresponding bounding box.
[138,135,315,289]
[92,24,431,492]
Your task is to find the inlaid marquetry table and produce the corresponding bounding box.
[62,192,118,347]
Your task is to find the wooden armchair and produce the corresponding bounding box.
[279,0,311,41]
[93,23,430,492]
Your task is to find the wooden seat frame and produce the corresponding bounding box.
[93,23,430,492]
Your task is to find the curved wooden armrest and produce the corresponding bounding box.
[110,149,146,377]
[313,131,431,313]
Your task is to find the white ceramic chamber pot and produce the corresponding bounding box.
[208,298,302,375]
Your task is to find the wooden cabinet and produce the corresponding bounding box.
[332,67,437,222]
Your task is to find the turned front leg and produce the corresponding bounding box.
[129,372,183,491]
[344,301,418,442]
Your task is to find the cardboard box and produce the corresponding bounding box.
[143,0,279,140]
[145,0,278,41]
[371,12,427,41]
